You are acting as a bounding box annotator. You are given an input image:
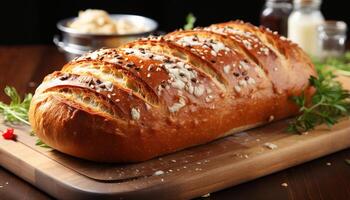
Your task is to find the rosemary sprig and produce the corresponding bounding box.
[0,86,32,125]
[184,13,196,30]
[288,60,350,133]
[0,86,50,148]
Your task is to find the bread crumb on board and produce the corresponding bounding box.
[201,193,210,198]
[263,142,278,150]
[153,170,164,176]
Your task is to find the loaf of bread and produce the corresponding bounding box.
[29,20,316,162]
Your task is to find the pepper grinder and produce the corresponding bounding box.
[260,0,293,36]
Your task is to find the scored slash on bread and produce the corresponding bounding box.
[29,20,317,162]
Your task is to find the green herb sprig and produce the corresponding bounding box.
[0,86,50,148]
[0,86,32,125]
[288,57,350,133]
[35,138,51,148]
[184,13,196,30]
[313,52,350,76]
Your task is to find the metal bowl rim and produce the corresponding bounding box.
[57,14,158,37]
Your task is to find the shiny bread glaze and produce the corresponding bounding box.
[29,20,316,162]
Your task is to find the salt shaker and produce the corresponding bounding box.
[288,0,325,58]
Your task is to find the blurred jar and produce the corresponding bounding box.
[260,0,293,36]
[288,0,324,58]
[318,21,347,59]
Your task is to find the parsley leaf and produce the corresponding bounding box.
[35,139,51,148]
[288,54,350,133]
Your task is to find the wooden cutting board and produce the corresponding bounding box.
[1,76,350,200]
[1,118,350,199]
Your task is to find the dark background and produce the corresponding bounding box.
[0,0,348,44]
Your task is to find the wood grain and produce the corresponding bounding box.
[0,45,65,101]
[0,45,350,200]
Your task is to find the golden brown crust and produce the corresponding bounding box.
[29,20,316,162]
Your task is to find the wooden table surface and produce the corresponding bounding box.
[0,45,350,200]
